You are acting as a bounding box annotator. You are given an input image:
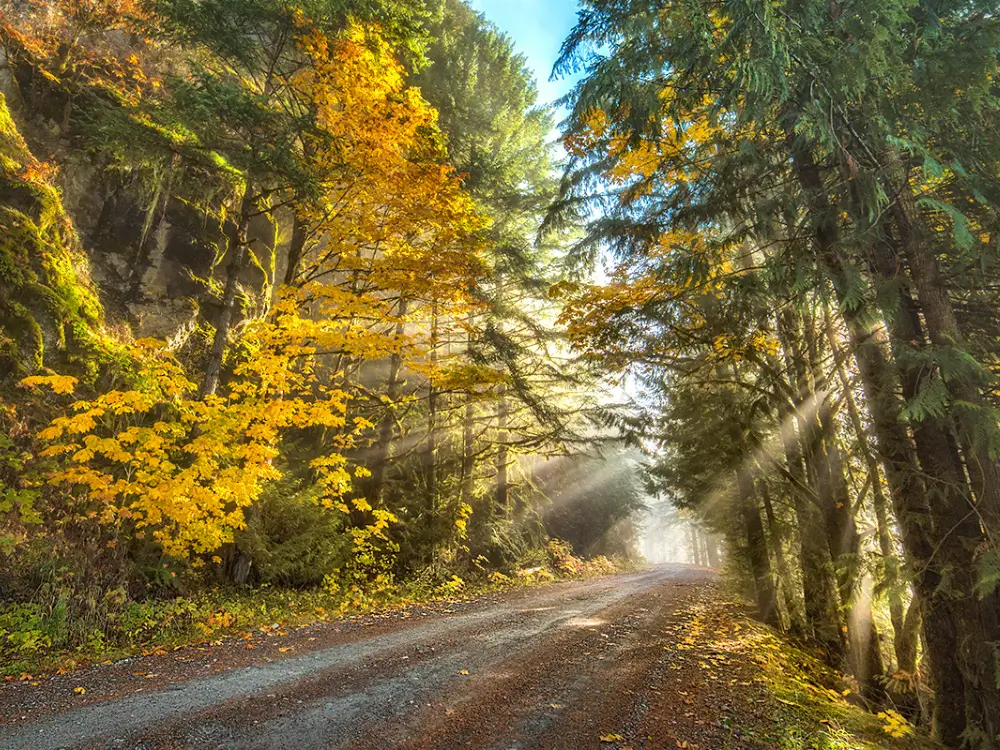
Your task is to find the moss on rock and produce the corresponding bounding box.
[0,93,105,380]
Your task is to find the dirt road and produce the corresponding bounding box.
[0,566,775,749]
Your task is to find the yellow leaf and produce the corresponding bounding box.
[73,687,86,696]
[600,734,624,743]
[457,669,470,676]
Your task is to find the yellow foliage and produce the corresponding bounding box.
[15,17,496,578]
[20,375,78,394]
[877,710,914,739]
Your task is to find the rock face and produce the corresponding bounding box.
[0,73,280,374]
[0,92,103,378]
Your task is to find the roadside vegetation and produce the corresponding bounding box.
[1,538,620,679]
[670,593,938,750]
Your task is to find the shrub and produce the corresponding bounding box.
[234,481,352,588]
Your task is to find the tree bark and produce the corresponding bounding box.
[494,393,509,509]
[888,187,1000,738]
[200,190,255,399]
[460,325,477,508]
[760,479,805,635]
[423,303,439,505]
[461,397,476,507]
[776,311,844,655]
[824,303,908,668]
[788,136,968,745]
[282,214,308,288]
[367,297,408,507]
[738,470,779,628]
[705,535,721,568]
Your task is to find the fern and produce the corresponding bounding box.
[976,545,1000,600]
[901,375,950,422]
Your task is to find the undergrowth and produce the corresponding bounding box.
[683,597,939,750]
[0,538,623,678]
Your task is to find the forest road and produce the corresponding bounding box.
[0,565,754,750]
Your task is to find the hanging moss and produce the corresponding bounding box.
[0,93,106,380]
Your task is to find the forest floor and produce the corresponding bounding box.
[0,565,936,750]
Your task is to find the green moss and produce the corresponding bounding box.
[0,93,107,380]
[729,615,936,749]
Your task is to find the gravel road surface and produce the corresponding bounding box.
[1,565,753,749]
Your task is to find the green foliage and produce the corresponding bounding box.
[233,479,352,587]
[976,546,1000,600]
[549,0,1000,744]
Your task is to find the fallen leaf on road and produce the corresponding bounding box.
[457,669,470,675]
[279,647,294,653]
[600,733,624,742]
[73,687,86,696]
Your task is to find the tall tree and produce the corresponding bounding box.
[551,0,1000,743]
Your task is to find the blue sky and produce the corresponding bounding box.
[467,0,582,108]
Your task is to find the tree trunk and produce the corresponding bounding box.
[200,190,255,399]
[494,393,509,509]
[897,594,922,675]
[368,297,408,507]
[423,302,439,504]
[804,318,883,691]
[789,136,968,745]
[493,273,510,512]
[705,535,721,568]
[824,303,908,667]
[461,396,476,507]
[889,189,1000,738]
[760,479,805,635]
[282,214,308,288]
[776,311,844,656]
[460,323,477,507]
[738,470,779,628]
